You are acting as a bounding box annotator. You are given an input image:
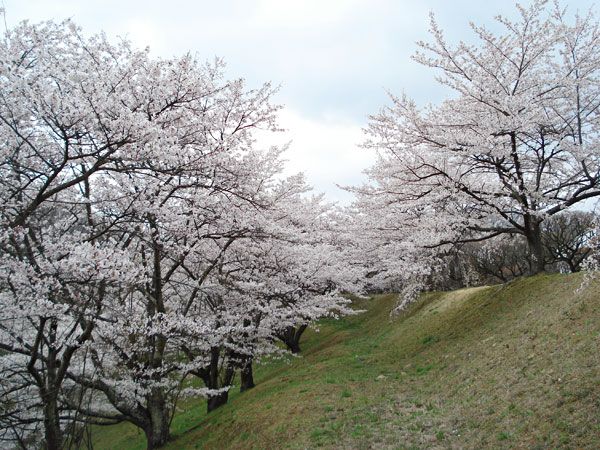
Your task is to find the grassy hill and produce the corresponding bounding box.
[94,273,600,449]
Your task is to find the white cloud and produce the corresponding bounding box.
[257,109,375,204]
[122,18,167,54]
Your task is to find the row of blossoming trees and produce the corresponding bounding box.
[3,1,600,449]
[0,21,361,449]
[347,1,600,306]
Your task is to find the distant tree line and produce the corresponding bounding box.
[430,210,596,290]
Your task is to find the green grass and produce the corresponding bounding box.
[93,273,600,449]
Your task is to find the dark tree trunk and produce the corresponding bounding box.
[238,318,255,392]
[279,324,308,354]
[42,391,62,450]
[206,364,234,413]
[207,391,230,413]
[143,426,169,449]
[203,347,235,413]
[240,358,255,392]
[288,339,301,354]
[144,424,170,450]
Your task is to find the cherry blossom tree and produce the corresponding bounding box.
[260,195,357,355]
[362,1,600,277]
[62,66,287,449]
[342,184,445,309]
[0,17,297,449]
[0,16,361,449]
[182,193,357,412]
[0,20,155,449]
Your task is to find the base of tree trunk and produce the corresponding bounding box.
[144,429,170,450]
[43,399,63,450]
[287,341,301,354]
[207,391,229,413]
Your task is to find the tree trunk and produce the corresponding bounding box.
[525,219,545,275]
[203,347,235,413]
[288,339,301,354]
[279,324,308,354]
[240,358,255,392]
[567,259,578,273]
[207,391,230,413]
[144,391,170,450]
[42,392,62,450]
[42,325,63,450]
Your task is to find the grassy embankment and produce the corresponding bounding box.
[94,273,600,449]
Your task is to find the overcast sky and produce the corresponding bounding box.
[4,0,597,203]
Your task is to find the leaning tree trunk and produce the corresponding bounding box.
[239,357,255,392]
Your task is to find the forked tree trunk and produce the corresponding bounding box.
[278,324,308,354]
[204,347,235,413]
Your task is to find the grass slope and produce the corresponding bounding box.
[94,273,600,449]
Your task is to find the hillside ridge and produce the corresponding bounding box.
[95,273,600,449]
